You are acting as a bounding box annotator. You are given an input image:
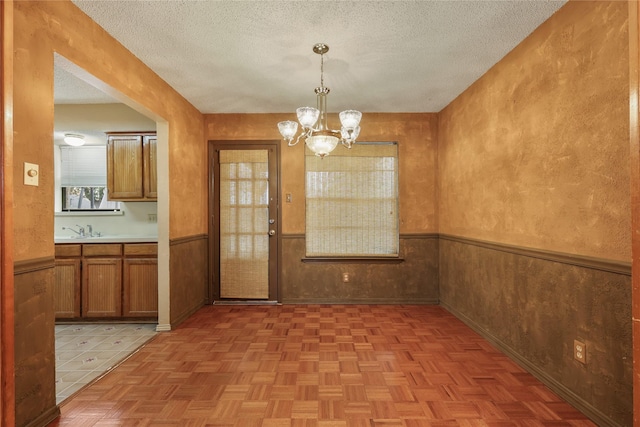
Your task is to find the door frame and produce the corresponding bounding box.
[207,140,281,303]
[1,0,15,423]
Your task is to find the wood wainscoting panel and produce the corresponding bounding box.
[169,234,208,328]
[439,237,632,426]
[281,234,439,304]
[14,258,59,427]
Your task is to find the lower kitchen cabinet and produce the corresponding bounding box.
[54,242,157,320]
[82,258,122,317]
[54,258,81,318]
[123,243,158,317]
[123,259,158,316]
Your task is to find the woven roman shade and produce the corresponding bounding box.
[219,150,269,299]
[305,142,399,257]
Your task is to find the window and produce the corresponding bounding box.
[59,146,119,211]
[305,142,399,257]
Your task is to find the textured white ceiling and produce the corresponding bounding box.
[63,0,566,114]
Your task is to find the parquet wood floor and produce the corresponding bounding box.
[48,305,595,426]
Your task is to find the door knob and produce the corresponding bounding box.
[269,230,276,236]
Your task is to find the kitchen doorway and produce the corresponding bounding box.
[208,141,280,302]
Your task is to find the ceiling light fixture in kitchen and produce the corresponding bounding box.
[277,43,362,158]
[63,134,85,146]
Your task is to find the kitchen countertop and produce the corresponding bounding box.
[54,236,158,244]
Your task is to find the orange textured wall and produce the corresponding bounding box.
[13,1,205,262]
[438,1,630,261]
[204,113,438,235]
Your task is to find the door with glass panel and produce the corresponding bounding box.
[209,142,279,301]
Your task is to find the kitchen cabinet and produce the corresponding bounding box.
[54,244,81,318]
[82,244,123,317]
[144,136,158,198]
[54,242,158,320]
[106,132,157,201]
[123,244,158,317]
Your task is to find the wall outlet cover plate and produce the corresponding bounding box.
[24,162,39,186]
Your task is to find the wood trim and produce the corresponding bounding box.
[302,257,404,264]
[283,233,439,240]
[440,234,631,276]
[400,233,439,239]
[282,298,439,305]
[21,405,60,427]
[13,257,55,275]
[441,302,620,427]
[1,0,15,424]
[170,301,205,330]
[287,233,625,275]
[628,3,640,425]
[170,233,207,247]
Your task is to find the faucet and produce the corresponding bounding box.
[62,226,85,237]
[86,224,93,237]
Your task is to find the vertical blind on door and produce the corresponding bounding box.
[305,142,399,257]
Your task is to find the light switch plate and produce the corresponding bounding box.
[24,162,39,186]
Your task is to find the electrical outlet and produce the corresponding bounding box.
[342,272,350,283]
[574,340,586,364]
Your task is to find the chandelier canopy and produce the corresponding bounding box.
[277,43,362,158]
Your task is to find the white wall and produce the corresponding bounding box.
[54,201,158,238]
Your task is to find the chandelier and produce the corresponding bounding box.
[277,43,362,158]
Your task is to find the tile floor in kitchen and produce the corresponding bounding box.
[55,323,157,404]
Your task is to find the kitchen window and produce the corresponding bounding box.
[59,145,120,211]
[305,142,399,258]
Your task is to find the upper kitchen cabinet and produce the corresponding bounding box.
[107,132,157,200]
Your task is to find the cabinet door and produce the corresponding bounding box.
[143,136,157,199]
[54,259,81,319]
[123,258,158,317]
[82,258,122,317]
[107,135,144,199]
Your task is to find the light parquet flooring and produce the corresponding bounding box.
[49,305,595,426]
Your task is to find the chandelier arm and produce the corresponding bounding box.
[289,132,307,147]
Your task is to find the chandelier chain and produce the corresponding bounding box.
[320,52,324,88]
